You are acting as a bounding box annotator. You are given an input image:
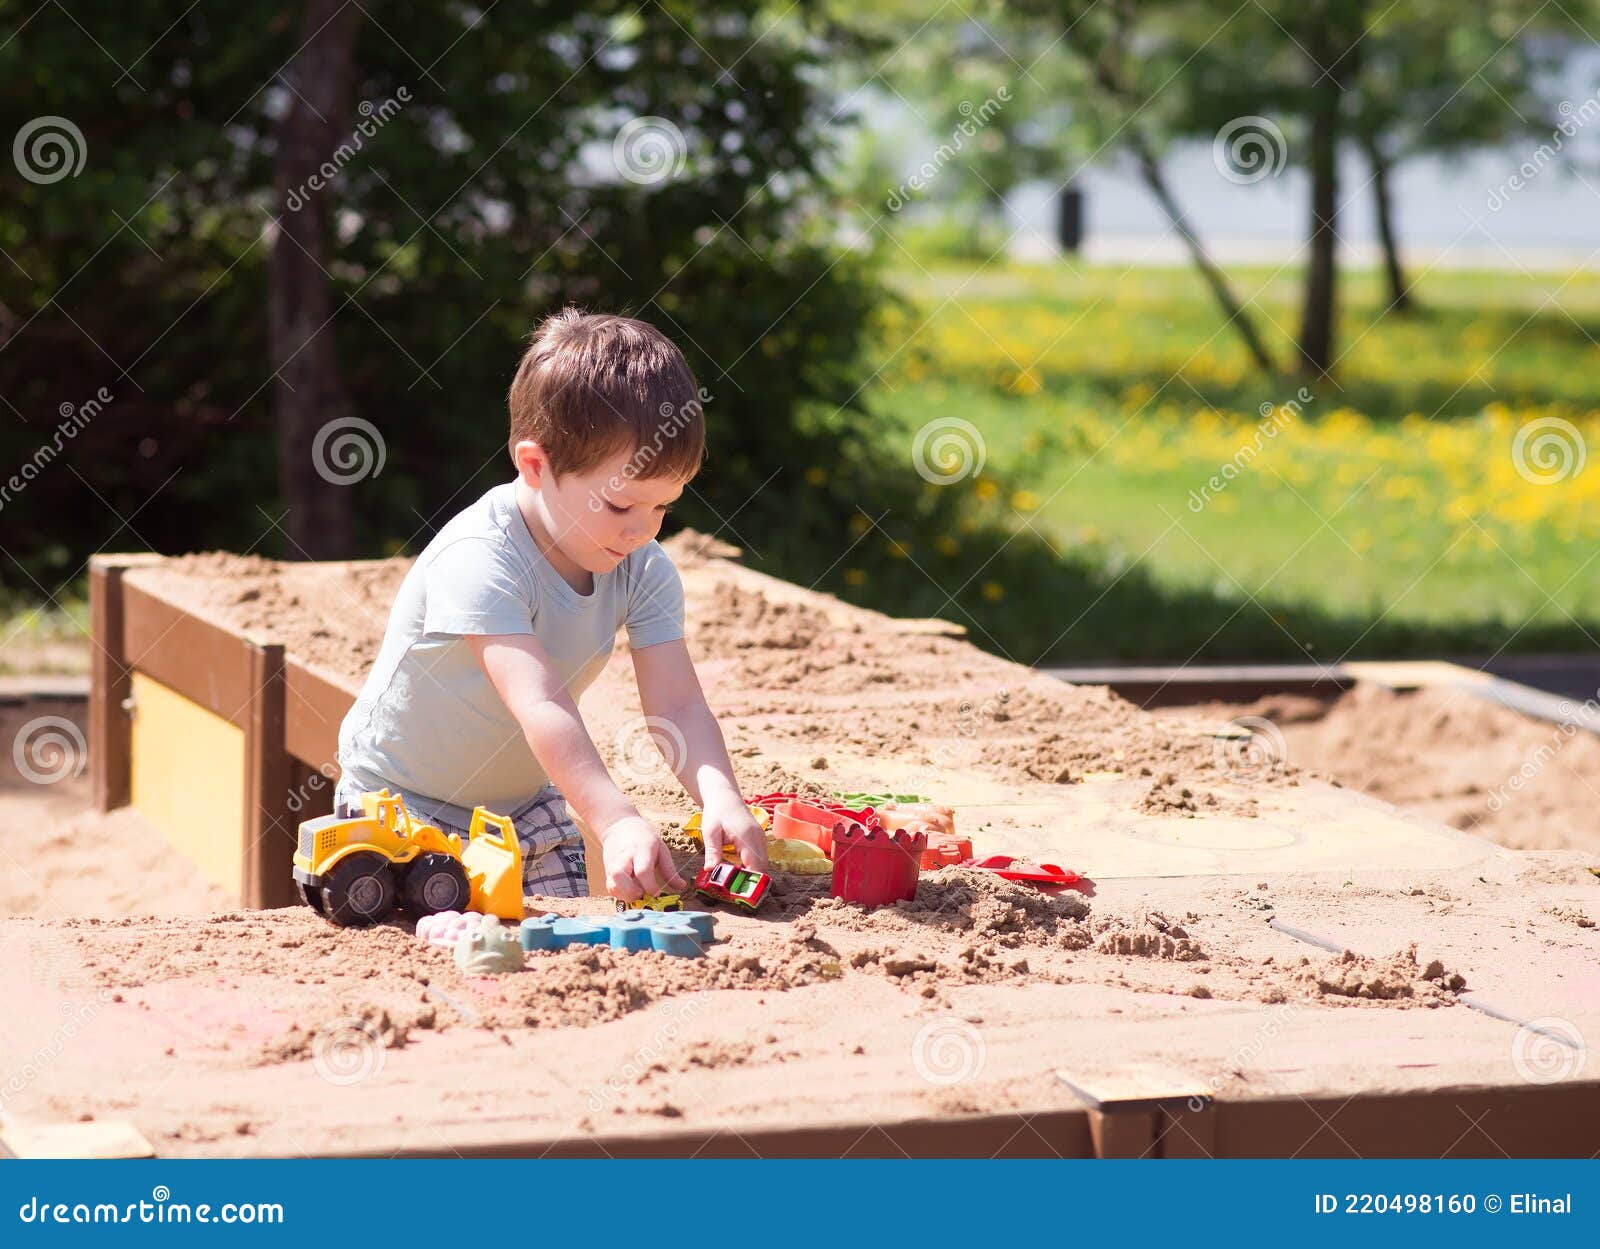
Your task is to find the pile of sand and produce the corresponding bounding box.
[1173,685,1600,852]
[142,536,1289,827]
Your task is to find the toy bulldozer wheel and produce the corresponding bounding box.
[295,875,327,916]
[321,852,398,927]
[400,853,471,917]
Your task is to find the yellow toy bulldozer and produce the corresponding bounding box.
[292,789,525,927]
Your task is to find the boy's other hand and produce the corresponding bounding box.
[600,814,687,902]
[700,790,769,873]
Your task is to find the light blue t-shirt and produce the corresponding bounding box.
[337,482,685,827]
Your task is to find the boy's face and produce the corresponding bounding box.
[515,440,688,573]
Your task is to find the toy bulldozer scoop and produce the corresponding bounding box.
[461,808,525,920]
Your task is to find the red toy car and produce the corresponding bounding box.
[694,862,771,912]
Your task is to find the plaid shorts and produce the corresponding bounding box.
[333,776,588,900]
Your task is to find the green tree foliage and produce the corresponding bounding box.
[0,0,883,586]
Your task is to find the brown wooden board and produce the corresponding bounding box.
[283,657,356,770]
[119,578,255,728]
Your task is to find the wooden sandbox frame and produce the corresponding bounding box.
[89,553,358,910]
[79,552,1600,1159]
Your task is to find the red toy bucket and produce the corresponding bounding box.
[830,823,927,908]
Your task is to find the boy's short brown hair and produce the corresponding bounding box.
[508,307,706,482]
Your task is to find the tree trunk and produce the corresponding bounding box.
[270,0,360,559]
[1129,130,1277,375]
[1363,133,1411,313]
[1297,3,1365,377]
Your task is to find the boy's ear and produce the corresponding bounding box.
[512,440,549,487]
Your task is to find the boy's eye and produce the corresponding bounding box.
[605,502,628,515]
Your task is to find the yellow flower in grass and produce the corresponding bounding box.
[1011,489,1041,512]
[887,539,912,559]
[974,479,999,502]
[804,466,828,486]
[843,568,867,586]
[981,581,1005,602]
[936,535,960,557]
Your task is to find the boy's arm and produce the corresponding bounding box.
[467,633,686,901]
[630,638,768,872]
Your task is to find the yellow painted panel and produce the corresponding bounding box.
[129,671,244,899]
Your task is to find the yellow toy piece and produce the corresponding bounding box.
[682,803,772,855]
[293,788,470,927]
[766,837,832,875]
[682,806,831,875]
[460,808,526,921]
[618,892,683,913]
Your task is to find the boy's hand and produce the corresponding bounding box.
[600,814,687,902]
[700,789,769,873]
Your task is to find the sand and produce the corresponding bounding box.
[3,840,1593,1156]
[140,534,1287,819]
[1169,685,1600,853]
[3,534,1597,1155]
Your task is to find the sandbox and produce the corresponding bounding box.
[4,534,1595,1158]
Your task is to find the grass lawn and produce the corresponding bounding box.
[834,258,1600,663]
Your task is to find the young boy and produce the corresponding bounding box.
[335,308,767,905]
